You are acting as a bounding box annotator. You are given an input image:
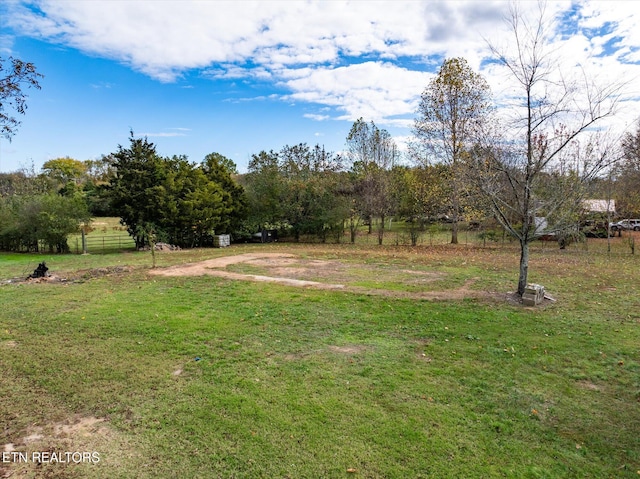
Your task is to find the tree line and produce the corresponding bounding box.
[1,4,639,294]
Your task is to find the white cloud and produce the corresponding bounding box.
[6,1,507,75]
[278,62,432,123]
[304,114,330,122]
[0,33,15,55]
[5,0,640,139]
[137,131,187,138]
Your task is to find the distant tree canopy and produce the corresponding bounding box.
[241,143,348,242]
[617,121,640,217]
[41,157,87,185]
[108,133,247,249]
[0,193,90,253]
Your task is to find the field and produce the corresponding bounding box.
[0,239,639,478]
[67,218,135,254]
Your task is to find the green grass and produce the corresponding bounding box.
[0,244,639,478]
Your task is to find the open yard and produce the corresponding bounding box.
[1,241,639,478]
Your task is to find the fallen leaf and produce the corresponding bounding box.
[347,468,357,473]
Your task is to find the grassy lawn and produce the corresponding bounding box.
[0,242,638,478]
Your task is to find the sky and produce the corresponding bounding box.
[1,0,640,174]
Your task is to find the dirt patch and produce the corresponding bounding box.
[576,380,601,391]
[23,274,70,284]
[150,253,345,289]
[149,252,499,301]
[0,414,140,478]
[283,351,315,361]
[73,266,133,280]
[3,266,134,287]
[328,345,367,355]
[1,340,18,348]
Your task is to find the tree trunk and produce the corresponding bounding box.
[451,160,459,244]
[517,239,529,296]
[349,218,357,244]
[378,214,385,245]
[451,218,458,244]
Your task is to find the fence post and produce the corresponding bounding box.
[81,230,87,254]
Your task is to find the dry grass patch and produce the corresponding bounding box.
[1,415,142,479]
[328,345,368,355]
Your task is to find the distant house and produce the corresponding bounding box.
[583,199,615,215]
[534,216,549,234]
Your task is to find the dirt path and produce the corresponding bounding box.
[149,252,494,300]
[150,253,344,289]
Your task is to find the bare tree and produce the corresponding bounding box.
[616,119,640,217]
[474,3,623,296]
[346,118,398,244]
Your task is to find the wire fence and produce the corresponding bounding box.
[70,234,136,254]
[291,228,639,256]
[32,226,640,256]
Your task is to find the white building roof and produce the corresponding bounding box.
[583,199,615,213]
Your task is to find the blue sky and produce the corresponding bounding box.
[1,1,640,173]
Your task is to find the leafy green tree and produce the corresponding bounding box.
[164,156,232,247]
[35,194,91,253]
[202,152,248,234]
[413,57,492,244]
[0,195,22,250]
[279,143,346,241]
[309,145,349,242]
[243,150,285,230]
[240,145,347,242]
[0,56,43,140]
[0,193,89,252]
[109,135,247,248]
[108,133,169,248]
[394,164,450,246]
[42,157,87,185]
